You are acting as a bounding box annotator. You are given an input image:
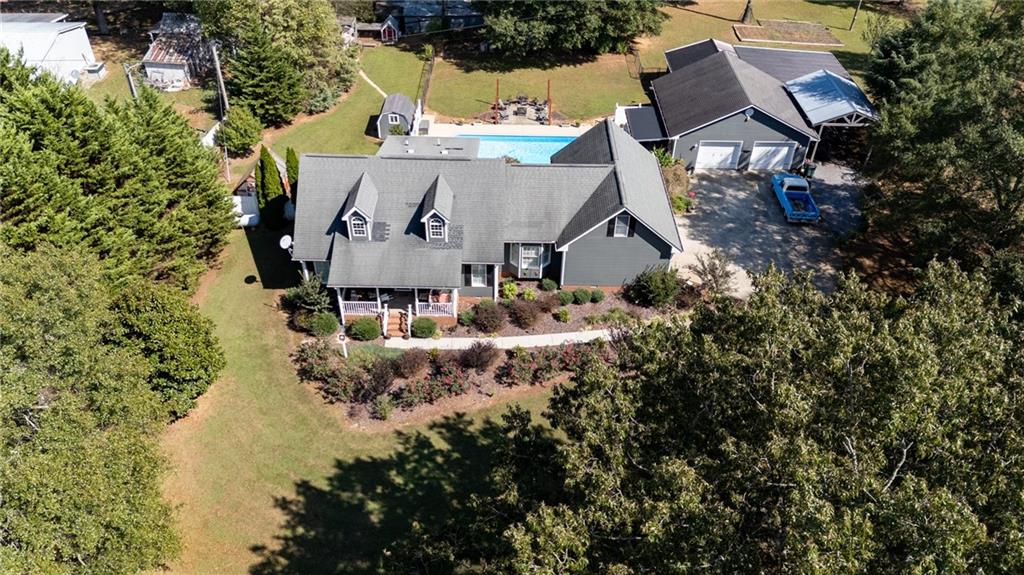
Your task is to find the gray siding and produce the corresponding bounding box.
[377,115,410,139]
[461,264,495,297]
[562,219,674,286]
[672,108,811,170]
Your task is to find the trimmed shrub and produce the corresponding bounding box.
[537,294,559,313]
[590,289,606,303]
[472,300,506,332]
[371,394,395,420]
[521,287,537,301]
[508,299,542,328]
[282,275,331,313]
[458,308,476,327]
[397,362,469,408]
[555,308,571,323]
[347,317,381,341]
[539,278,558,292]
[557,291,574,306]
[309,311,339,337]
[411,317,438,338]
[624,265,680,308]
[573,288,591,305]
[354,358,395,403]
[501,281,519,300]
[458,341,501,373]
[394,348,429,378]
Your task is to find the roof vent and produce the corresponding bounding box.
[441,149,448,155]
[403,138,409,146]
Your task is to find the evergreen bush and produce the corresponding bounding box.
[623,265,680,308]
[557,291,575,306]
[573,288,591,305]
[411,317,438,338]
[309,311,339,337]
[540,278,558,291]
[347,317,381,341]
[590,289,606,303]
[215,105,262,157]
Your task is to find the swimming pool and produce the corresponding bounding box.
[458,134,576,164]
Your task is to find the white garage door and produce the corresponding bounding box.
[694,141,742,169]
[749,142,796,171]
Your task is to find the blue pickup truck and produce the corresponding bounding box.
[771,173,821,223]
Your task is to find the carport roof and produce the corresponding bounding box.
[785,70,877,126]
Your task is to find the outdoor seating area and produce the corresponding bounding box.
[492,94,550,125]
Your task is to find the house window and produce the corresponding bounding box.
[519,244,543,279]
[388,113,401,125]
[350,216,367,238]
[428,217,445,240]
[613,214,631,237]
[470,264,487,287]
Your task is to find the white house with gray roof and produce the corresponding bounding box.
[291,120,682,323]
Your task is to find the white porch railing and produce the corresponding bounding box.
[416,302,454,316]
[342,301,380,315]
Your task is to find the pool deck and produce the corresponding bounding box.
[425,116,595,138]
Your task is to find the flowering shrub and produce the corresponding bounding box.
[397,359,470,408]
[495,346,536,387]
[495,343,597,387]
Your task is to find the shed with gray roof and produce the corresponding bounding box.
[291,120,682,322]
[376,93,417,139]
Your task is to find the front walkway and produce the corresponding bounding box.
[382,329,610,350]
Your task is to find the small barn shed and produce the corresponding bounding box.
[376,93,418,139]
[142,13,209,92]
[356,14,400,45]
[0,20,104,84]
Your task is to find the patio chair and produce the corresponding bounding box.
[514,106,528,116]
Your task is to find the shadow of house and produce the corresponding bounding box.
[248,412,560,575]
[244,226,301,290]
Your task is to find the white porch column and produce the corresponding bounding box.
[808,125,824,164]
[375,287,381,310]
[451,288,458,317]
[300,260,310,281]
[492,265,500,299]
[414,288,419,315]
[335,287,345,325]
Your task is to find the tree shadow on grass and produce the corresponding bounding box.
[244,225,300,290]
[248,412,553,574]
[442,48,600,74]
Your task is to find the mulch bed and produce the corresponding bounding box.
[733,19,843,46]
[447,292,658,337]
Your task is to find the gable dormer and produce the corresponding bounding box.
[420,174,453,243]
[341,173,378,241]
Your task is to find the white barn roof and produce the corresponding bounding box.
[0,21,96,84]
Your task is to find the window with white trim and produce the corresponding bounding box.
[428,217,445,240]
[350,215,367,238]
[388,113,401,125]
[470,264,487,287]
[613,214,631,237]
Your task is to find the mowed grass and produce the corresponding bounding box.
[161,230,553,574]
[270,78,383,158]
[360,46,426,98]
[428,53,646,121]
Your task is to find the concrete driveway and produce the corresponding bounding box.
[673,163,863,297]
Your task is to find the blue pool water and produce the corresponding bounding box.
[458,134,576,164]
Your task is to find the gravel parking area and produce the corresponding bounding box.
[673,163,863,296]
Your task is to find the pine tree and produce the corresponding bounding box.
[228,24,305,126]
[258,145,285,228]
[215,104,262,157]
[286,146,299,199]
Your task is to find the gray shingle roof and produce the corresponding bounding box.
[624,106,666,141]
[664,38,734,72]
[380,93,415,122]
[422,175,454,220]
[651,51,817,139]
[733,45,851,83]
[379,135,479,158]
[293,121,682,288]
[341,173,379,220]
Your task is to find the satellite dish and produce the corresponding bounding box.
[279,235,293,250]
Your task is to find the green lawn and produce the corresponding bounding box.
[270,78,383,159]
[360,46,426,98]
[87,69,219,131]
[428,53,646,121]
[162,230,552,574]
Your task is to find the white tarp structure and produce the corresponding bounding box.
[0,21,102,84]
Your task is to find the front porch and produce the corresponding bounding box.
[334,287,458,324]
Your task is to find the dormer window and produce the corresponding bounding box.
[428,217,445,240]
[351,215,367,238]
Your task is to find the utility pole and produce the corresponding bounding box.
[124,63,138,99]
[849,0,864,31]
[211,42,229,119]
